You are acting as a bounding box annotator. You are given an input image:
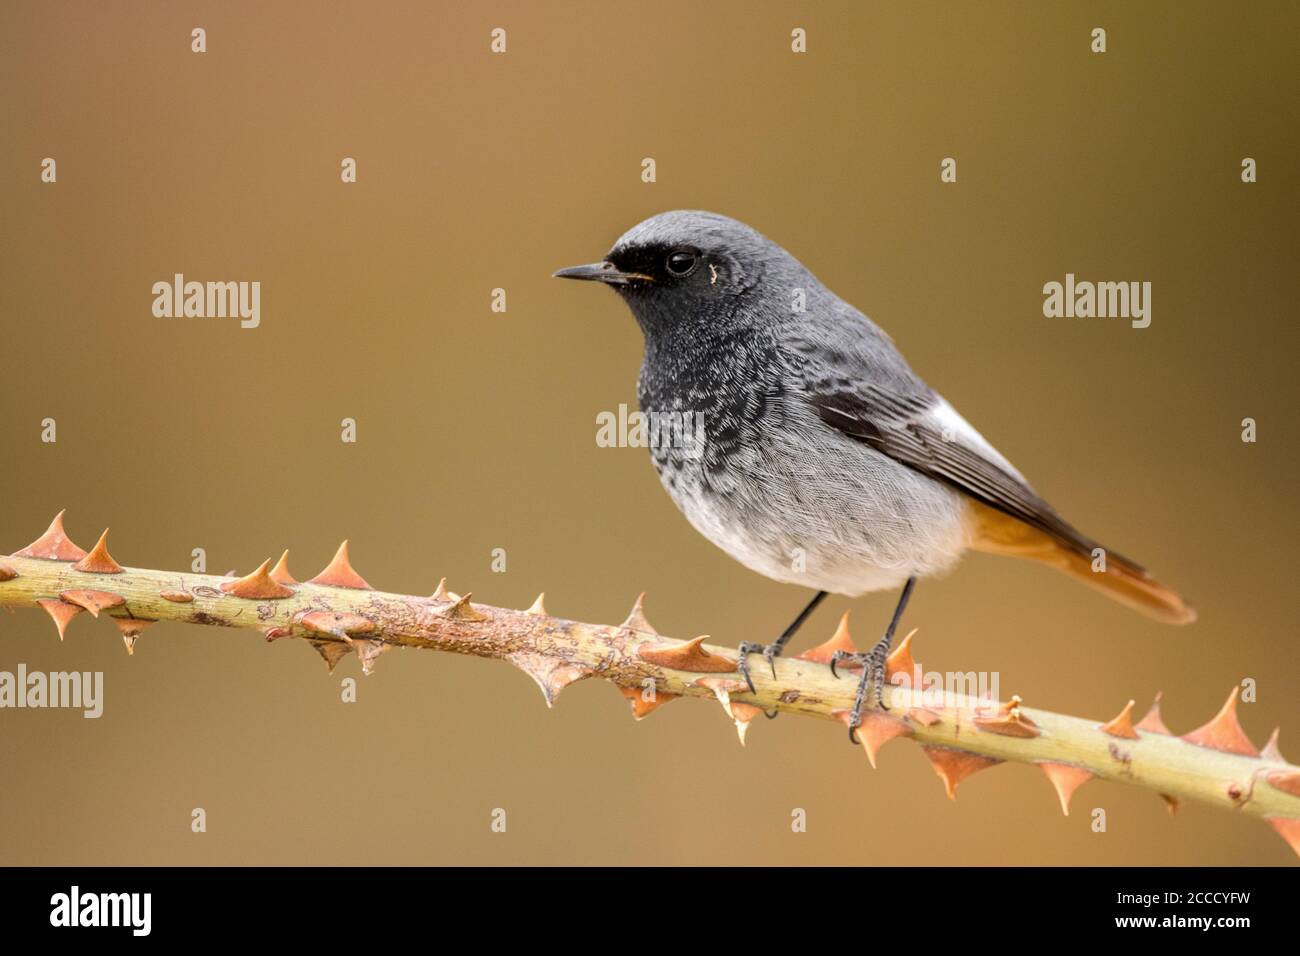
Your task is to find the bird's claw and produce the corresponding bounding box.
[832,637,892,744]
[736,641,784,697]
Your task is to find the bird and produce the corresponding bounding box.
[554,210,1195,739]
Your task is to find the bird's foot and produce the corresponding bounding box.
[829,633,892,744]
[736,640,783,695]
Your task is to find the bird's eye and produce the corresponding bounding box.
[665,250,698,277]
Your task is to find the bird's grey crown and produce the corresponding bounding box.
[610,210,772,261]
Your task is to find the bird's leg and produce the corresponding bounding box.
[737,590,827,694]
[830,577,916,744]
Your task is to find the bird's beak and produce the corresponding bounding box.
[552,261,653,286]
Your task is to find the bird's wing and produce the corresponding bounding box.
[783,315,1138,570]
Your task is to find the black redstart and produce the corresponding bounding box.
[556,210,1194,738]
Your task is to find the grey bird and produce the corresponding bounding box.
[555,210,1194,738]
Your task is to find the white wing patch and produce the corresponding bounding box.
[927,397,1027,484]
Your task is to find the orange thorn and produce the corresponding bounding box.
[1261,727,1285,763]
[1181,687,1258,756]
[262,626,293,641]
[639,635,736,673]
[797,610,856,664]
[220,558,294,599]
[439,592,488,622]
[907,707,942,727]
[1267,817,1300,858]
[113,618,154,655]
[160,590,193,603]
[508,651,591,706]
[1160,793,1181,815]
[37,598,83,640]
[1099,699,1140,739]
[695,678,757,746]
[13,510,87,561]
[72,529,123,574]
[1136,692,1171,734]
[353,638,392,676]
[618,684,678,720]
[1039,762,1095,815]
[1266,770,1300,799]
[0,562,17,582]
[309,640,352,674]
[525,593,548,616]
[431,577,451,601]
[835,710,910,768]
[620,592,658,635]
[307,540,372,589]
[269,550,297,585]
[885,627,920,681]
[730,702,765,746]
[298,610,375,645]
[58,589,125,618]
[922,745,1002,800]
[973,697,1041,738]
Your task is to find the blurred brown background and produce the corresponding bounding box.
[1,1,1296,865]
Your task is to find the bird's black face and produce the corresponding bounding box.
[555,211,778,338]
[555,240,744,338]
[553,242,710,292]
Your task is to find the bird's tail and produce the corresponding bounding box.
[965,501,1196,625]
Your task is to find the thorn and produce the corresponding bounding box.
[638,635,736,673]
[907,707,942,727]
[1182,687,1258,756]
[0,562,17,582]
[618,684,678,720]
[309,640,352,674]
[694,677,761,745]
[113,618,154,655]
[269,550,297,586]
[298,610,376,645]
[797,610,855,664]
[973,697,1041,738]
[1267,817,1300,858]
[922,746,1002,800]
[37,598,83,640]
[307,540,372,589]
[160,590,194,603]
[431,578,451,601]
[508,652,591,706]
[1262,727,1285,763]
[1136,692,1171,734]
[72,529,124,574]
[1266,770,1300,799]
[13,510,87,561]
[220,558,295,599]
[58,589,125,618]
[835,709,910,768]
[1159,793,1181,815]
[353,638,392,676]
[262,626,293,641]
[1099,699,1140,739]
[885,627,920,680]
[619,592,658,635]
[524,593,548,616]
[1038,762,1094,815]
[439,592,488,622]
[730,702,765,746]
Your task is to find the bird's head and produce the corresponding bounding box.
[554,210,795,336]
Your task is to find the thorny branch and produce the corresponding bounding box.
[1,512,1297,858]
